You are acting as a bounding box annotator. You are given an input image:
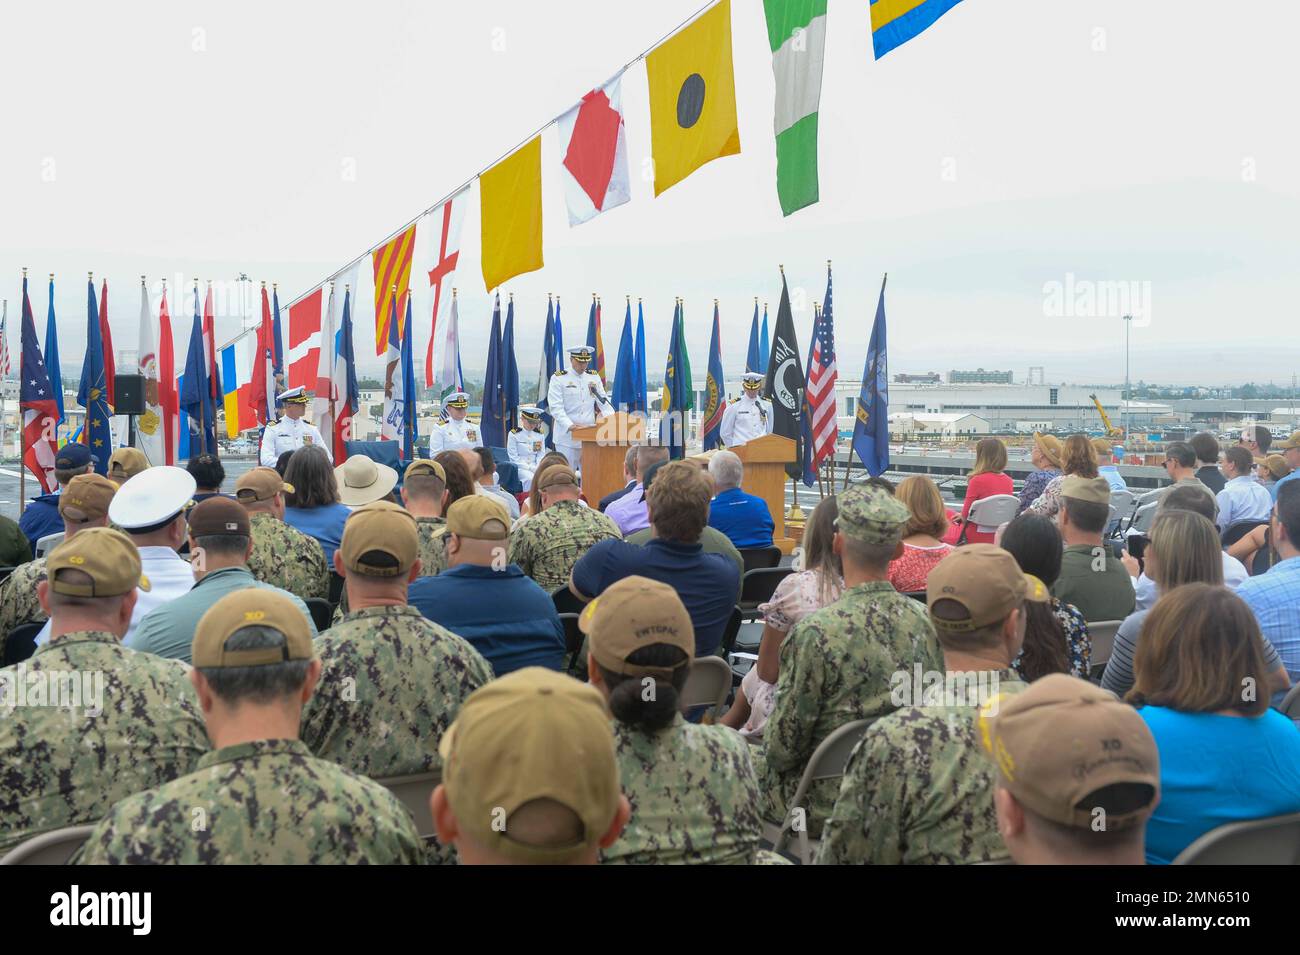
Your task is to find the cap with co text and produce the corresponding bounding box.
[58,473,117,524]
[836,484,910,546]
[339,500,418,576]
[446,495,510,540]
[580,575,694,677]
[46,527,149,598]
[235,467,293,503]
[193,589,315,669]
[926,544,1048,633]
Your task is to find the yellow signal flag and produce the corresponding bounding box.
[479,136,544,291]
[645,0,741,196]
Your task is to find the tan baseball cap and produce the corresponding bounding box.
[537,465,578,492]
[1033,433,1063,468]
[58,473,118,524]
[234,467,293,503]
[978,673,1160,830]
[339,500,418,576]
[108,447,150,481]
[1090,438,1115,459]
[926,544,1048,633]
[446,495,511,540]
[438,667,621,863]
[1258,454,1292,480]
[1060,474,1112,506]
[1273,430,1300,451]
[46,527,150,597]
[188,497,251,538]
[580,576,694,677]
[404,459,446,482]
[193,589,315,669]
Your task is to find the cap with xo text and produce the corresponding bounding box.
[438,667,621,863]
[446,495,510,540]
[235,467,294,503]
[978,673,1159,830]
[926,544,1048,633]
[193,589,315,669]
[46,527,150,598]
[58,473,117,524]
[580,575,694,678]
[339,500,418,576]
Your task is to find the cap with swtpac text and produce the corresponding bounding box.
[836,484,910,545]
[339,500,418,576]
[978,673,1160,830]
[188,497,251,538]
[537,465,578,492]
[192,589,315,669]
[46,527,149,598]
[235,467,294,503]
[108,447,150,481]
[58,473,117,524]
[581,575,694,677]
[1060,474,1112,506]
[107,466,197,531]
[446,495,510,539]
[403,459,446,483]
[438,667,621,863]
[54,443,94,472]
[926,544,1048,632]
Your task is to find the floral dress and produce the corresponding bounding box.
[1011,597,1092,679]
[1018,468,1061,514]
[887,543,954,593]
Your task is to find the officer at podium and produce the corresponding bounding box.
[547,346,613,470]
[508,406,548,490]
[720,373,773,449]
[260,387,330,466]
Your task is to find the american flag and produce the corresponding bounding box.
[803,265,839,479]
[19,275,59,492]
[0,300,10,376]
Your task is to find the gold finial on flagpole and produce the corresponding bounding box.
[345,284,350,292]
[452,287,457,297]
[778,264,784,275]
[162,278,167,289]
[638,297,642,303]
[714,298,718,305]
[509,292,513,301]
[273,282,277,290]
[49,272,54,281]
[261,280,266,288]
[592,292,597,301]
[141,275,146,286]
[89,272,94,281]
[827,259,832,269]
[21,267,27,278]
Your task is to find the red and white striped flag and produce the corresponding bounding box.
[804,266,839,473]
[0,299,10,376]
[19,275,59,492]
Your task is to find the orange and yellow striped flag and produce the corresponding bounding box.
[372,223,417,355]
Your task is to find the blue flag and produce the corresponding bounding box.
[611,301,636,410]
[659,301,693,460]
[634,300,648,414]
[44,278,64,429]
[702,302,726,450]
[759,303,771,375]
[400,295,418,460]
[745,299,762,374]
[503,296,520,433]
[851,276,890,477]
[481,293,506,448]
[538,297,558,450]
[338,287,359,457]
[553,297,564,368]
[180,287,216,458]
[271,286,285,408]
[77,278,114,472]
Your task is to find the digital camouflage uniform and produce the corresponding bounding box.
[415,516,449,578]
[0,557,48,636]
[72,738,426,864]
[246,512,329,601]
[602,715,761,865]
[755,582,943,837]
[0,631,209,854]
[508,499,621,593]
[817,671,1026,864]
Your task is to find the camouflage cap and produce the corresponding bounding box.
[193,589,314,669]
[836,484,910,545]
[926,544,1048,632]
[438,667,620,863]
[403,459,446,483]
[108,447,150,481]
[339,500,418,576]
[446,495,511,540]
[46,527,150,598]
[537,465,578,492]
[188,497,251,538]
[580,575,694,677]
[235,466,294,503]
[1060,474,1111,506]
[978,673,1159,830]
[1273,430,1300,451]
[58,473,117,524]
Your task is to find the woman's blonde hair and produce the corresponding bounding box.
[1148,510,1224,591]
[1060,434,1099,478]
[969,437,1008,477]
[895,476,948,540]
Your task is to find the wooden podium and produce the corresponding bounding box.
[571,413,645,506]
[732,434,798,554]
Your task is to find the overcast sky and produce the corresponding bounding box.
[2,0,1297,388]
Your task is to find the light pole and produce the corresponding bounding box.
[1123,313,1132,451]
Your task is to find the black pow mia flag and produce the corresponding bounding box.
[764,271,805,479]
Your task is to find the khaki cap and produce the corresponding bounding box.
[58,473,117,524]
[1258,454,1292,480]
[1060,474,1111,506]
[537,465,578,491]
[438,667,620,863]
[193,589,315,669]
[46,527,150,598]
[1090,438,1115,459]
[1273,430,1300,451]
[403,459,446,482]
[580,576,694,677]
[446,495,511,540]
[1033,433,1063,469]
[235,467,294,503]
[836,484,910,545]
[108,447,150,480]
[926,544,1048,632]
[339,501,418,576]
[188,497,251,538]
[978,673,1159,830]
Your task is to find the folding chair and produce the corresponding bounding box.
[0,566,15,586]
[35,532,64,559]
[0,825,97,865]
[680,656,731,716]
[3,621,42,667]
[956,494,1019,544]
[304,597,334,633]
[375,771,441,841]
[1128,501,1159,536]
[763,718,871,865]
[551,584,586,616]
[1172,811,1300,865]
[1086,619,1124,682]
[557,613,585,676]
[739,546,782,572]
[1222,519,1270,549]
[901,590,927,602]
[1108,490,1136,537]
[1279,683,1300,722]
[739,567,792,612]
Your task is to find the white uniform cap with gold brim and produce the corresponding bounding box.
[107,465,198,531]
[741,372,765,388]
[568,346,594,361]
[277,385,310,405]
[445,391,470,409]
[520,405,543,419]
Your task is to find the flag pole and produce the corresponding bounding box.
[18,269,26,516]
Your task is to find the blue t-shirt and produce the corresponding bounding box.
[571,537,739,657]
[1139,705,1300,865]
[283,503,351,564]
[707,487,775,550]
[409,563,565,676]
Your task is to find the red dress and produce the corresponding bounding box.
[943,471,1015,545]
[889,543,955,593]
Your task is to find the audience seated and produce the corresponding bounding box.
[1216,445,1274,533]
[282,446,351,564]
[401,459,453,578]
[1017,433,1062,514]
[508,465,621,592]
[18,442,93,554]
[517,451,572,521]
[598,447,640,511]
[235,467,330,601]
[1129,484,1248,610]
[1051,476,1136,622]
[626,459,743,581]
[706,450,774,549]
[1236,480,1300,692]
[605,446,669,536]
[1127,584,1300,865]
[999,513,1092,679]
[1028,434,1098,520]
[1190,430,1226,494]
[472,446,521,520]
[1093,439,1127,491]
[1270,431,1300,501]
[887,476,953,592]
[187,453,227,505]
[1138,441,1216,511]
[107,447,150,486]
[945,437,1014,544]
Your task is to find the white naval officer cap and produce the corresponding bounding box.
[741,372,765,388]
[277,386,310,405]
[445,391,470,409]
[107,465,198,531]
[568,346,594,361]
[520,406,542,420]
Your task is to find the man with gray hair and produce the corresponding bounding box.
[706,450,774,549]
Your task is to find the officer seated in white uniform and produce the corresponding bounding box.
[720,373,773,449]
[259,386,330,467]
[508,406,548,491]
[430,391,479,454]
[547,346,613,471]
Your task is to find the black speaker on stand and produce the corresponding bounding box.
[114,374,146,449]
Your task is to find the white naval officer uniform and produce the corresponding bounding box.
[720,393,773,448]
[259,416,330,467]
[429,416,481,454]
[508,425,548,489]
[547,370,614,470]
